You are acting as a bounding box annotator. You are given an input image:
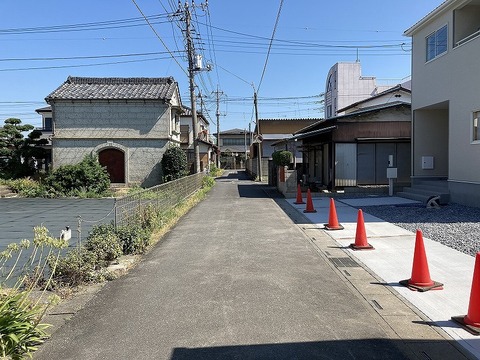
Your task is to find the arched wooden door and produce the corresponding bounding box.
[98,148,125,183]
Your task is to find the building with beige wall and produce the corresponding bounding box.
[405,0,480,206]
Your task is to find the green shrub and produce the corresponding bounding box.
[44,154,110,197]
[202,175,215,188]
[161,145,187,182]
[0,291,50,359]
[209,163,222,177]
[272,150,292,167]
[49,248,98,287]
[138,204,159,232]
[116,225,151,255]
[85,227,122,268]
[4,177,46,197]
[0,227,65,359]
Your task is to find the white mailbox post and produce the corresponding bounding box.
[387,167,397,196]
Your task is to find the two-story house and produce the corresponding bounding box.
[180,107,217,172]
[404,0,480,206]
[215,128,251,169]
[34,106,53,171]
[45,76,183,187]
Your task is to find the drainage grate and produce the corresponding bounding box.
[328,257,361,268]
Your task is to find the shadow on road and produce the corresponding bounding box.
[169,338,468,360]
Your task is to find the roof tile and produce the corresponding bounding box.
[46,76,178,101]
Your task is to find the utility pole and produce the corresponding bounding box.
[212,85,223,168]
[254,90,262,182]
[184,2,201,173]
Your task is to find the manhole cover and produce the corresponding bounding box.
[329,257,361,268]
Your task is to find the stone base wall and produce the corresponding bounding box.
[277,167,297,196]
[52,138,170,187]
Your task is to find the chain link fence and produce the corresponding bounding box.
[114,172,205,228]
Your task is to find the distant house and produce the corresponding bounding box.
[249,118,318,181]
[339,84,411,114]
[215,128,251,169]
[294,101,411,190]
[34,106,53,171]
[45,76,183,187]
[404,0,480,206]
[180,107,217,172]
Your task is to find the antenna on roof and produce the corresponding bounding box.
[356,48,360,63]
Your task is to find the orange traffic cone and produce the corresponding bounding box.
[452,252,480,335]
[303,189,317,213]
[349,209,374,250]
[399,229,443,292]
[324,198,344,230]
[294,184,305,204]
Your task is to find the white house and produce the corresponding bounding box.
[404,0,480,206]
[339,84,411,115]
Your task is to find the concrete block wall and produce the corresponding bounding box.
[53,138,170,187]
[50,99,179,187]
[53,101,171,139]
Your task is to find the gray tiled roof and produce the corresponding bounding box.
[46,76,178,101]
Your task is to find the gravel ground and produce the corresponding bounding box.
[360,203,480,257]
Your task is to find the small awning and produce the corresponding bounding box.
[291,125,337,141]
[356,137,410,143]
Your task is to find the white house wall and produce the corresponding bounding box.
[410,8,480,184]
[343,92,411,114]
[180,117,194,149]
[412,109,448,177]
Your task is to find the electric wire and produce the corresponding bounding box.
[0,56,174,72]
[0,15,173,35]
[257,0,284,94]
[131,0,188,76]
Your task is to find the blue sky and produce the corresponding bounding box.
[0,0,443,131]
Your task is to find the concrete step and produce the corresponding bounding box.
[398,179,450,205]
[414,183,449,193]
[0,185,18,198]
[397,191,432,204]
[401,186,446,196]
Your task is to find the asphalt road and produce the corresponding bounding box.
[32,171,425,360]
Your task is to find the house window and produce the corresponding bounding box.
[326,105,332,118]
[44,117,52,131]
[180,125,189,144]
[223,138,247,146]
[426,25,447,62]
[473,111,480,142]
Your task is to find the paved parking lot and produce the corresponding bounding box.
[0,198,115,251]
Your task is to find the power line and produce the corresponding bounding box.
[0,50,183,62]
[131,0,188,76]
[205,5,221,87]
[0,56,174,72]
[257,0,284,94]
[0,14,173,35]
[197,21,408,49]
